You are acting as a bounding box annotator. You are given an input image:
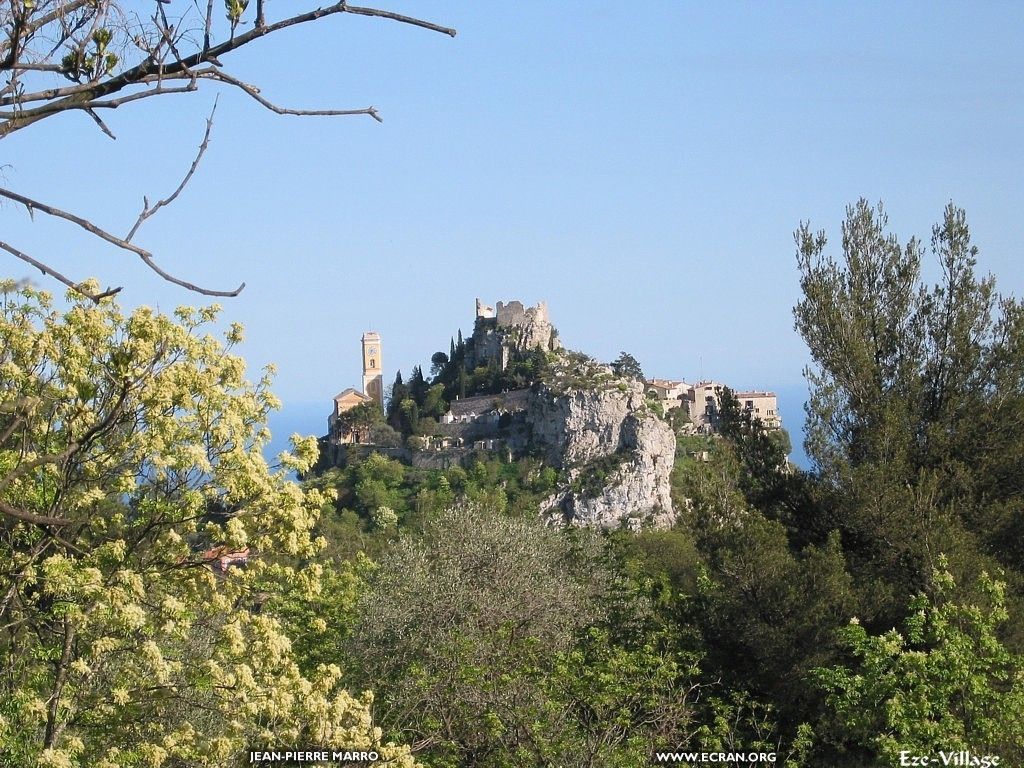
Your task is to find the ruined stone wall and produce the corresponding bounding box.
[471,298,560,370]
[494,300,548,329]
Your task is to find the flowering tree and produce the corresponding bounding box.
[0,281,412,766]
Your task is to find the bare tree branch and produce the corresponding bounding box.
[0,0,94,58]
[9,62,68,72]
[0,81,199,118]
[126,100,216,242]
[342,5,458,37]
[0,1,455,298]
[0,3,455,138]
[138,251,245,297]
[0,238,119,300]
[0,188,244,297]
[0,497,72,527]
[194,69,382,121]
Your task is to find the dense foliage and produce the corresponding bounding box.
[3,201,1022,767]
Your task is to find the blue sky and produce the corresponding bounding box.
[4,2,1023,457]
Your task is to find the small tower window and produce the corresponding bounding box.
[369,358,376,368]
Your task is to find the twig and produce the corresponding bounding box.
[195,69,382,121]
[140,252,246,297]
[83,82,199,109]
[0,238,120,301]
[126,99,216,242]
[156,3,188,70]
[0,189,243,297]
[84,108,116,139]
[203,0,215,55]
[342,5,458,37]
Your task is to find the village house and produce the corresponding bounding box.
[646,379,690,412]
[440,389,531,426]
[646,378,781,434]
[733,390,781,429]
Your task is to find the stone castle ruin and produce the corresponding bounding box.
[470,298,561,371]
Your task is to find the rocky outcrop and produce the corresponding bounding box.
[527,378,676,529]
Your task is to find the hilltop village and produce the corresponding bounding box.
[320,298,784,529]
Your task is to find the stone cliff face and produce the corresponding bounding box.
[527,379,676,529]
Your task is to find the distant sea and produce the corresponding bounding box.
[264,401,328,465]
[770,382,812,471]
[263,388,815,472]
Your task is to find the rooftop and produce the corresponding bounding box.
[647,378,686,388]
[333,387,372,402]
[449,388,531,417]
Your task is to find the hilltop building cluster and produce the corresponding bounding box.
[645,379,780,432]
[324,300,781,454]
[318,298,786,528]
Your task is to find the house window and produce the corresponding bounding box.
[745,400,754,409]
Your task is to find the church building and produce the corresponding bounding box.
[327,331,383,444]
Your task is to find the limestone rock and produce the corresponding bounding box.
[527,377,676,529]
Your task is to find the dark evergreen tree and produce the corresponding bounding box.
[716,387,819,547]
[794,200,1024,628]
[408,365,428,405]
[611,351,644,381]
[386,371,409,432]
[429,351,449,378]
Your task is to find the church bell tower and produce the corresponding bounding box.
[361,331,383,409]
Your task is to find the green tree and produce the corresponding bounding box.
[815,565,1024,764]
[408,365,428,405]
[335,400,382,444]
[715,387,816,545]
[422,383,448,420]
[0,284,409,766]
[346,502,706,767]
[794,200,1024,621]
[610,351,644,381]
[386,370,410,432]
[670,437,855,737]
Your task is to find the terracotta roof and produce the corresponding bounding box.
[200,546,250,573]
